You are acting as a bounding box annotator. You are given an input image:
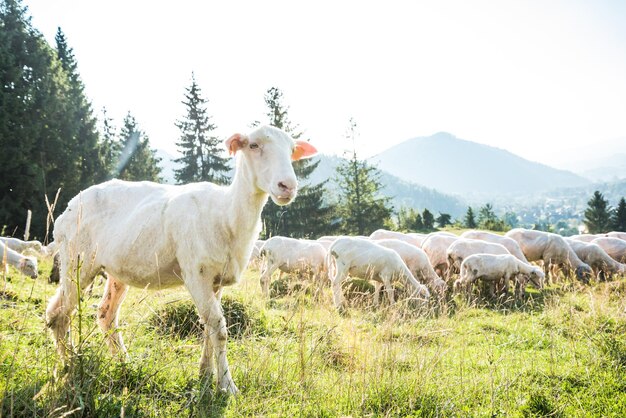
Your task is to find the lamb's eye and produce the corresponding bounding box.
[249,143,259,150]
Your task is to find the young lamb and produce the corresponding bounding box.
[374,238,446,297]
[327,237,430,311]
[590,237,626,263]
[566,239,626,280]
[460,230,528,263]
[0,237,45,255]
[45,125,317,394]
[0,240,38,278]
[420,234,459,278]
[258,236,327,297]
[446,238,511,280]
[505,228,592,282]
[369,229,422,247]
[454,253,544,300]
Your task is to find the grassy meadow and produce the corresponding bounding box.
[2,255,626,417]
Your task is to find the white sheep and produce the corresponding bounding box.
[460,230,528,263]
[45,125,317,394]
[420,234,459,278]
[569,233,602,243]
[0,236,45,255]
[454,253,544,300]
[505,228,592,282]
[566,239,626,280]
[591,237,626,263]
[607,231,626,241]
[446,238,510,279]
[327,237,430,310]
[258,236,327,297]
[0,240,38,278]
[369,229,422,247]
[374,238,446,297]
[406,232,428,247]
[247,239,265,270]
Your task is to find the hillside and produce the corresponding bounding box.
[369,132,589,197]
[308,154,466,217]
[553,136,626,181]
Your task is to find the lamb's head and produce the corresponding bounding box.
[575,264,592,283]
[226,125,317,205]
[19,256,38,279]
[431,276,447,297]
[528,267,545,289]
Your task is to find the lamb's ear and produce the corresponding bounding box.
[225,133,248,156]
[292,140,318,161]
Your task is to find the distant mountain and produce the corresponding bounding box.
[369,132,590,197]
[308,154,467,217]
[553,136,626,181]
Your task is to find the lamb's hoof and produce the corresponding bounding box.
[219,380,239,396]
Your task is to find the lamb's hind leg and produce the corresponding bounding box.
[97,274,129,355]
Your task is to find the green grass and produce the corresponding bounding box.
[2,257,626,417]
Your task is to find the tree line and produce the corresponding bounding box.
[2,0,624,240]
[0,0,393,239]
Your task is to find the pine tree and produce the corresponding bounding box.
[397,207,424,231]
[174,74,229,185]
[477,203,496,227]
[422,208,435,231]
[584,191,612,233]
[464,207,477,228]
[257,87,334,238]
[0,0,77,237]
[116,113,162,182]
[335,119,392,235]
[436,213,452,228]
[611,197,626,232]
[97,107,120,181]
[54,28,104,187]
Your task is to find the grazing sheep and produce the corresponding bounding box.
[406,233,428,247]
[247,239,265,270]
[607,231,626,241]
[375,238,447,297]
[569,234,602,243]
[0,237,44,255]
[369,229,422,247]
[446,238,510,280]
[45,125,317,394]
[327,237,430,310]
[420,234,459,278]
[460,230,528,263]
[505,228,592,282]
[0,240,38,278]
[259,236,327,297]
[566,239,626,280]
[454,253,544,300]
[591,237,626,263]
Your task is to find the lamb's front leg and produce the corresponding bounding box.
[187,277,238,395]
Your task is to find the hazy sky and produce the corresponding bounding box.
[23,0,626,166]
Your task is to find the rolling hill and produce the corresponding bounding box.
[307,154,467,217]
[369,132,590,197]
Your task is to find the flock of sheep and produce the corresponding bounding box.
[251,228,626,309]
[2,125,625,396]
